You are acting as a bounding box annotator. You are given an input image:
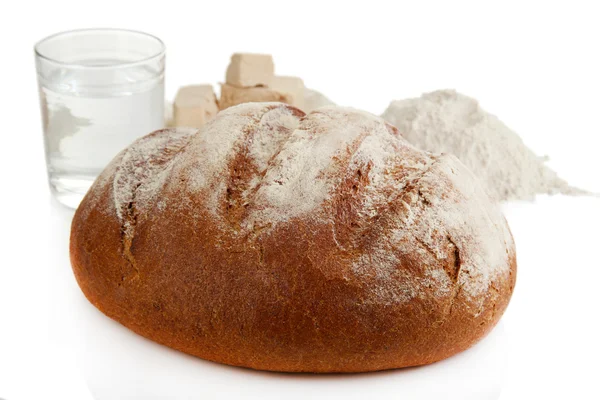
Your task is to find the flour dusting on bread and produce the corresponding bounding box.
[251,107,381,224]
[112,128,196,224]
[107,103,513,307]
[355,154,515,306]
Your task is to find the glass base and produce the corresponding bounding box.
[49,174,95,209]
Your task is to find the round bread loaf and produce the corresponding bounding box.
[70,102,516,373]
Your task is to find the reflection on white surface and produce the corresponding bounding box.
[49,199,506,400]
[80,314,506,400]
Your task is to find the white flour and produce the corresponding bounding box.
[381,90,584,201]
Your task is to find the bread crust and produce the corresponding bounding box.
[70,103,516,373]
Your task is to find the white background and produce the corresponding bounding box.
[1,1,599,399]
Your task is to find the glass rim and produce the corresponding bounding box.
[34,28,165,69]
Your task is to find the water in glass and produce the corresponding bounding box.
[39,60,164,208]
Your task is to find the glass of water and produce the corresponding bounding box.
[35,29,165,208]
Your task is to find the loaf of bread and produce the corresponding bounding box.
[70,103,516,373]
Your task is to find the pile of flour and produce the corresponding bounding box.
[381,90,583,202]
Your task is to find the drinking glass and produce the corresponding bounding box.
[35,29,165,208]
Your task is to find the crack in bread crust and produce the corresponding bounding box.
[112,128,197,281]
